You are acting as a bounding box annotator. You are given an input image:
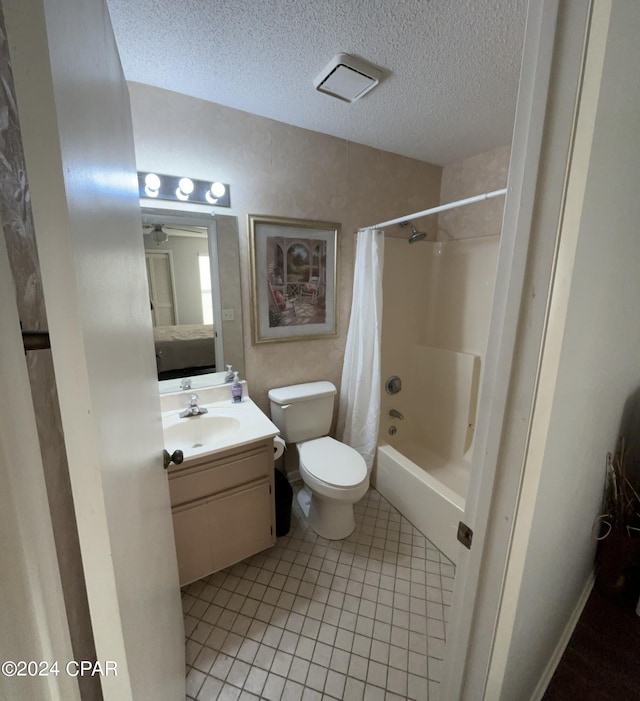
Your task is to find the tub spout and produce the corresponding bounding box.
[389,409,404,420]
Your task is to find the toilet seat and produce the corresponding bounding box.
[298,437,368,500]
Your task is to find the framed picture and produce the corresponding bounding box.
[248,214,339,344]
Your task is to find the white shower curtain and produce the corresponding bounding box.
[337,228,384,472]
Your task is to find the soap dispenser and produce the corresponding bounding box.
[231,372,242,403]
[224,364,234,383]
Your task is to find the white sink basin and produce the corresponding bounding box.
[163,412,242,457]
[161,397,280,463]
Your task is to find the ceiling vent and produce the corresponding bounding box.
[313,53,382,103]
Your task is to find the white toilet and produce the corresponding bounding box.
[268,381,369,540]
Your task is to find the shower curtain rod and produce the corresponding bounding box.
[362,187,507,231]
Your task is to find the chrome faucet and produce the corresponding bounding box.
[389,408,404,420]
[179,393,209,418]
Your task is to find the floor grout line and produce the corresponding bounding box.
[183,486,452,701]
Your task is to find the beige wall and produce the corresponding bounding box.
[128,82,442,411]
[438,144,510,241]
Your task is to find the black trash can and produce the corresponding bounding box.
[274,468,293,537]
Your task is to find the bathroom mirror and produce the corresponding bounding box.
[141,207,245,393]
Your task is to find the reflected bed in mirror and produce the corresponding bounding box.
[142,208,245,393]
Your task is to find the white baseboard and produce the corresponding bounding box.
[530,571,595,701]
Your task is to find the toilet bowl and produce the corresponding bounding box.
[297,436,369,540]
[267,381,370,540]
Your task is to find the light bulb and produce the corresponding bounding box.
[178,177,194,194]
[210,182,226,198]
[206,181,226,204]
[144,172,160,198]
[176,177,194,201]
[145,173,161,190]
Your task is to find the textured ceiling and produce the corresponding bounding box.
[106,0,527,166]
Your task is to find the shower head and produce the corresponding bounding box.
[399,220,428,243]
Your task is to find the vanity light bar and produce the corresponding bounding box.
[137,172,231,207]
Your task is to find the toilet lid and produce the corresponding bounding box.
[299,437,367,487]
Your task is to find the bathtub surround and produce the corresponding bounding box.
[337,229,384,471]
[128,82,442,414]
[338,159,508,561]
[376,147,504,560]
[422,236,500,358]
[377,237,498,560]
[363,160,500,562]
[377,342,481,562]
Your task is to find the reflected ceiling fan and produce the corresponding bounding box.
[142,223,207,245]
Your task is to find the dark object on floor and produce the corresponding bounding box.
[542,586,640,700]
[273,468,293,537]
[596,530,640,599]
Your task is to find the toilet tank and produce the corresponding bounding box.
[268,381,337,443]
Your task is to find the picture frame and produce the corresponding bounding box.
[248,214,339,344]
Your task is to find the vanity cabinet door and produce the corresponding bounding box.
[210,480,274,572]
[169,439,276,586]
[172,500,215,586]
[172,480,274,586]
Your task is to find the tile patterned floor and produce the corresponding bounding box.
[182,487,454,700]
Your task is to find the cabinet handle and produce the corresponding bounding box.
[163,449,184,469]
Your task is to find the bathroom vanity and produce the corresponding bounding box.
[161,385,278,586]
[167,437,275,585]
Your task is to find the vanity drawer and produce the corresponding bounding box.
[168,441,272,507]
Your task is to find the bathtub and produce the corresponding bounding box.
[375,443,466,563]
[375,344,480,564]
